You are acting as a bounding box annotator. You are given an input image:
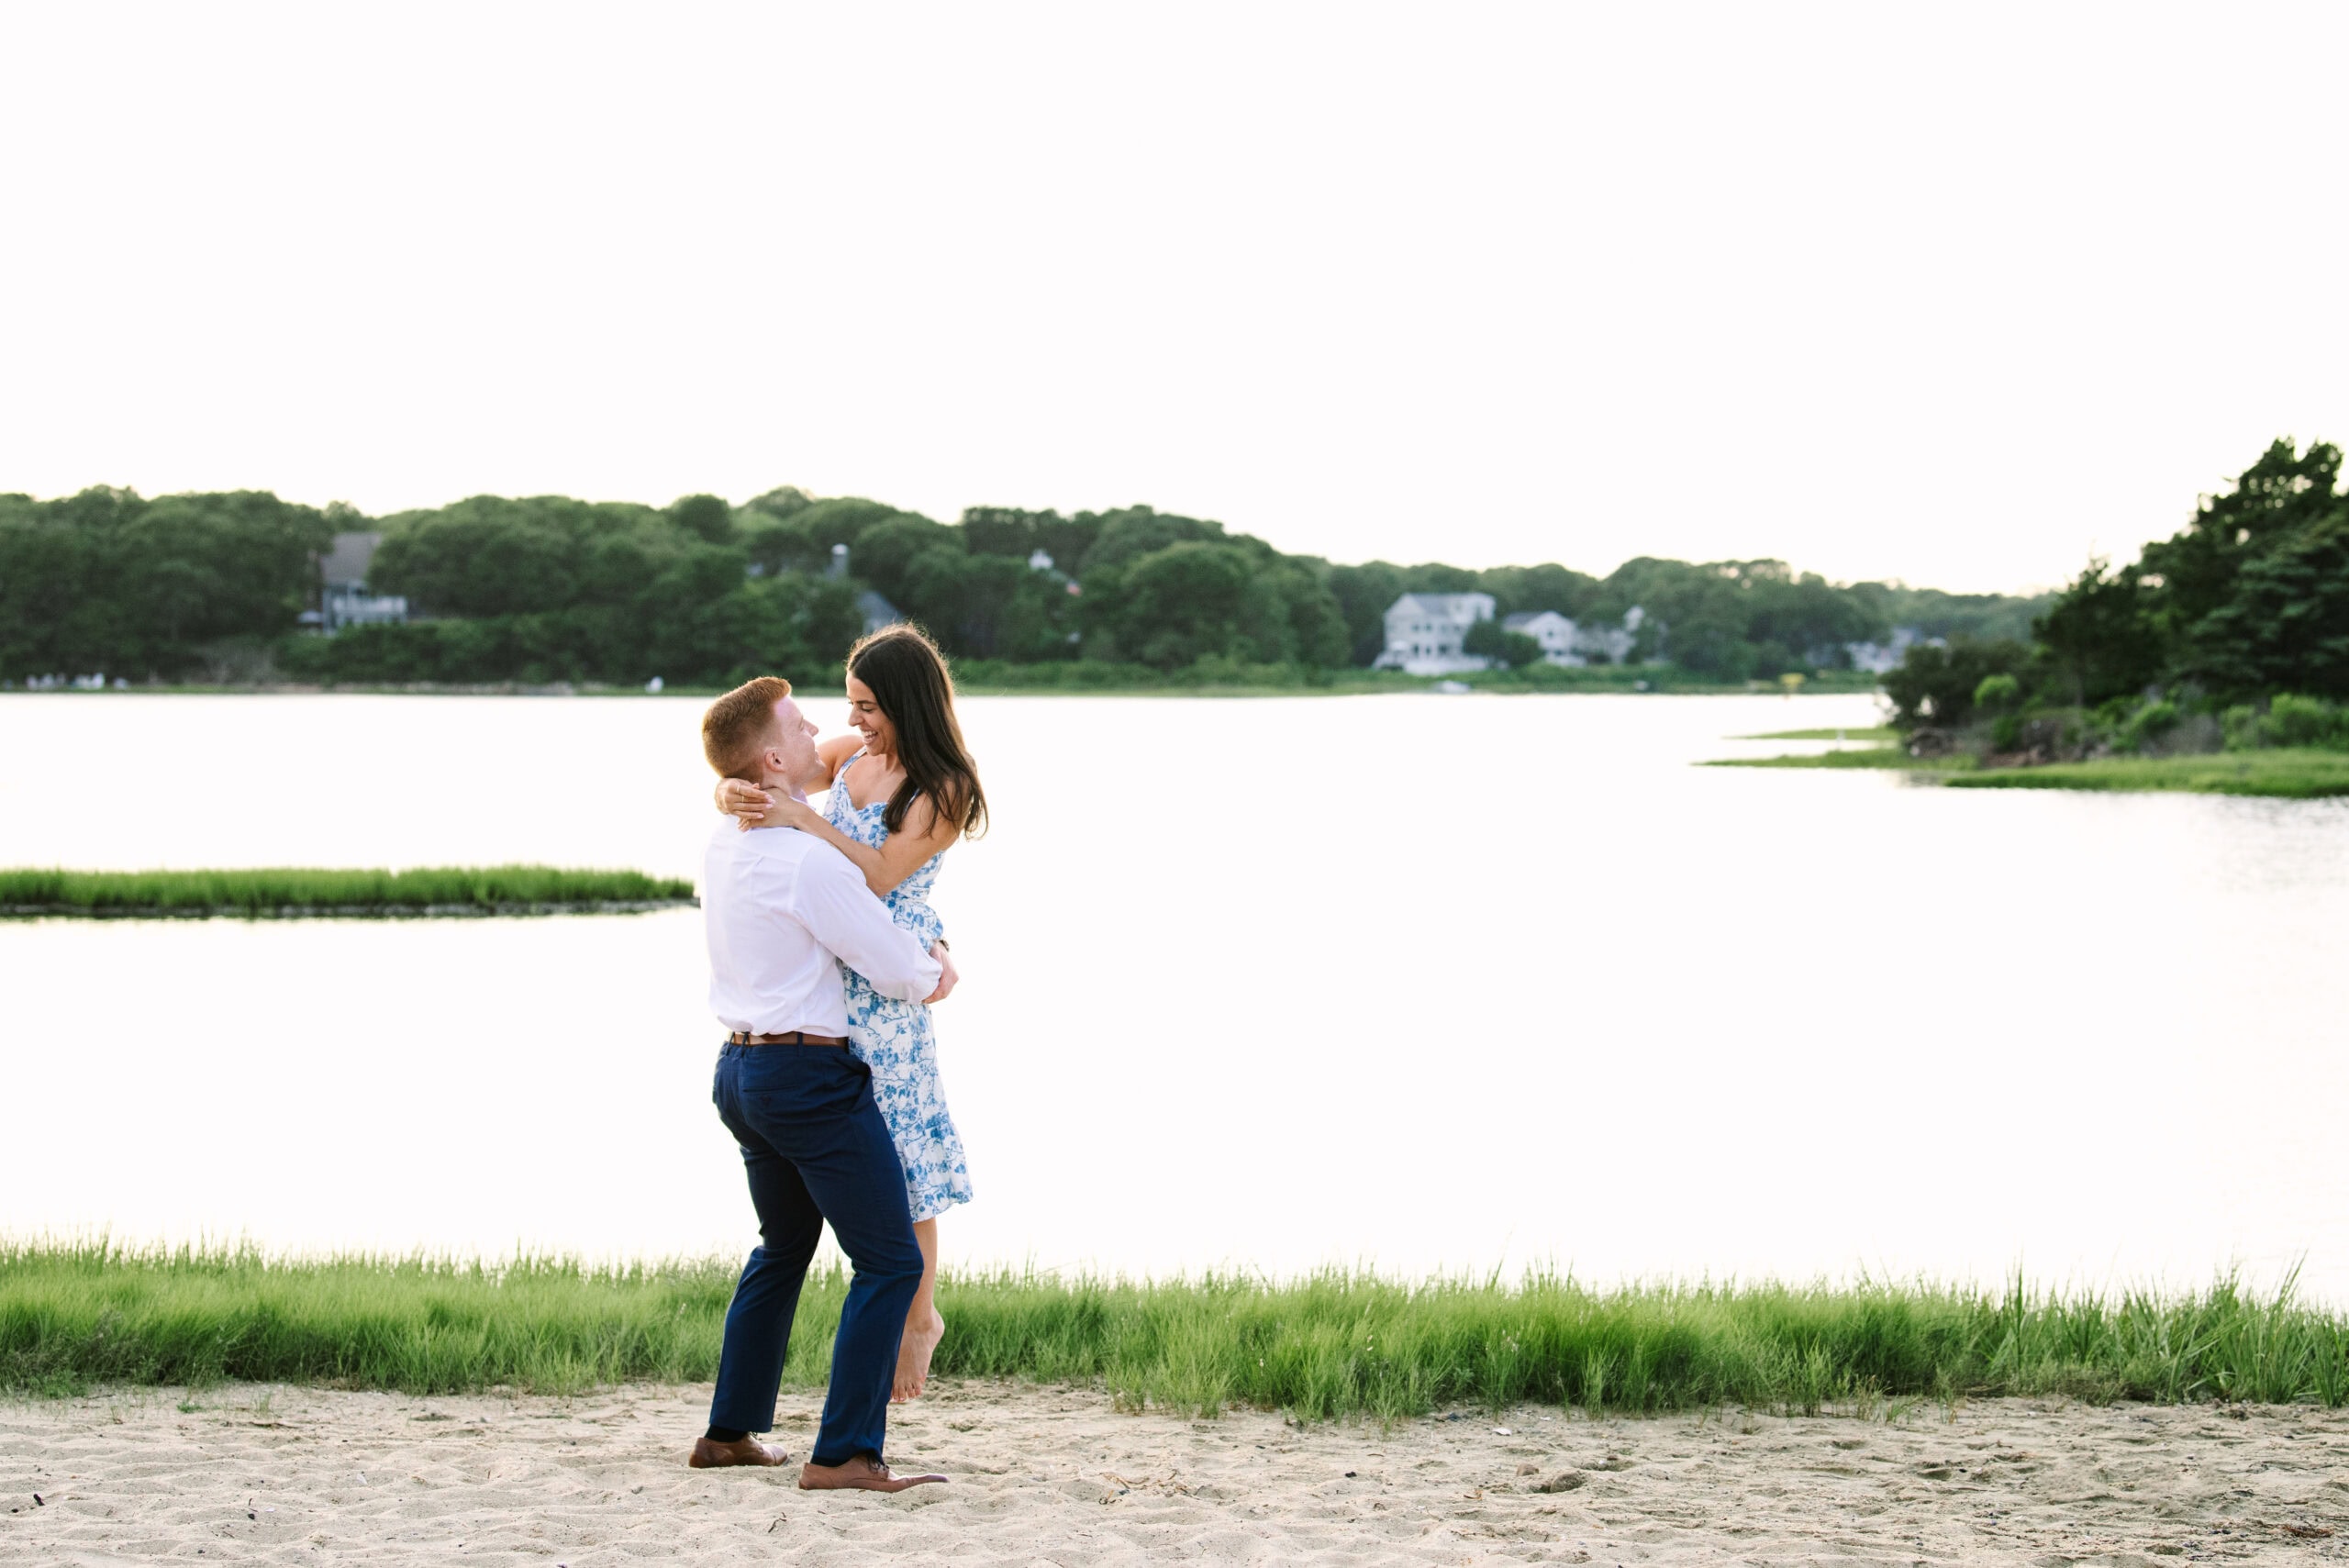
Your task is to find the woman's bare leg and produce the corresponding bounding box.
[893,1218,946,1401]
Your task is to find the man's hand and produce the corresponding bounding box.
[922,942,959,1006]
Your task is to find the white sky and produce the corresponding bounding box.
[3,3,2344,594]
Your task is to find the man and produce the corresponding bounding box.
[692,674,952,1493]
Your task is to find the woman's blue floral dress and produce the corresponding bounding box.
[828,751,974,1222]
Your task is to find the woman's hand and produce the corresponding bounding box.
[716,777,771,828]
[754,795,825,833]
[923,942,959,1006]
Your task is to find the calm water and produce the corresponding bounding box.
[2,692,2343,1301]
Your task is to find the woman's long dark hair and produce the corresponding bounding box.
[848,625,988,840]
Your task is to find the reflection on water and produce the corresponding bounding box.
[2,692,2343,1301]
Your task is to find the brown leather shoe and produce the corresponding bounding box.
[798,1454,948,1492]
[689,1435,792,1469]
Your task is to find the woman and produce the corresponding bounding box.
[713,624,986,1402]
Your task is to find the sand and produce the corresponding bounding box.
[6,1382,2345,1564]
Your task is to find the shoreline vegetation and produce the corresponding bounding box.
[0,867,695,919]
[1734,727,1898,742]
[1704,746,1964,774]
[2,486,2042,694]
[1703,744,2349,797]
[1704,439,2349,798]
[0,666,1892,699]
[1854,439,2349,797]
[5,1245,2343,1418]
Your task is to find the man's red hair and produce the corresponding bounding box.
[701,675,794,781]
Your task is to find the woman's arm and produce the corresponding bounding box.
[748,792,958,896]
[813,734,863,782]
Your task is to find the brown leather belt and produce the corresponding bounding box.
[728,1029,847,1047]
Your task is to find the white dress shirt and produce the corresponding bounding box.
[703,817,943,1037]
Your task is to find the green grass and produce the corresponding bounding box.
[1734,727,1899,742]
[0,865,695,917]
[1943,749,2349,798]
[1707,740,2349,797]
[6,1244,2344,1417]
[1701,747,1972,773]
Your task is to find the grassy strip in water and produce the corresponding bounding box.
[6,1244,2344,1417]
[0,865,694,916]
[1701,747,1968,773]
[1705,743,2349,797]
[1943,749,2349,798]
[1734,727,1899,742]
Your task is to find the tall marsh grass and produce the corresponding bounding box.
[1943,748,2349,797]
[1701,747,1969,772]
[6,1243,2343,1416]
[0,866,694,915]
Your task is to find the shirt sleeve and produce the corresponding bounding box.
[786,848,944,1004]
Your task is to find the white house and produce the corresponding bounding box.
[1842,625,1933,674]
[1373,592,1496,674]
[1501,610,1583,666]
[303,531,408,634]
[1582,605,1644,665]
[1497,605,1647,666]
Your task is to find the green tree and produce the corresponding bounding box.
[1079,507,1230,574]
[2189,509,2349,697]
[848,514,963,606]
[1464,618,1544,668]
[2141,439,2343,654]
[1477,562,1599,620]
[1322,562,1408,665]
[370,497,593,615]
[901,550,1079,661]
[2033,558,2165,706]
[667,494,736,545]
[1088,540,1254,669]
[1881,639,2030,730]
[0,487,329,679]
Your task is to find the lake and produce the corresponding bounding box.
[2,691,2343,1303]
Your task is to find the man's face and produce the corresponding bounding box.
[763,697,824,791]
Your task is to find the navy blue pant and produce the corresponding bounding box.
[707,1042,924,1467]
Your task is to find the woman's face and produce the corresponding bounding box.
[846,674,896,756]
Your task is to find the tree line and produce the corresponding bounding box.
[3,481,2043,688]
[1883,437,2349,751]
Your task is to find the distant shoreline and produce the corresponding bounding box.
[4,670,1888,700]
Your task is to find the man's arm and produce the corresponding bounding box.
[788,849,945,1004]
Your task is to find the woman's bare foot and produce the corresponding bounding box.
[892,1308,946,1401]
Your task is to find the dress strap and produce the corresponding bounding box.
[834,748,871,811]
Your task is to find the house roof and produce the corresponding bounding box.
[1502,610,1572,631]
[318,531,383,588]
[1388,592,1495,621]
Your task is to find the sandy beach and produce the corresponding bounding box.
[6,1382,2345,1565]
